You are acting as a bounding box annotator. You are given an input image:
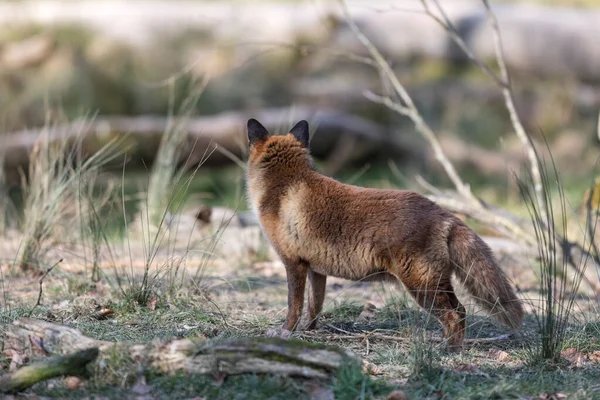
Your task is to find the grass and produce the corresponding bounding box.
[16,118,123,275]
[516,141,600,365]
[3,266,600,399]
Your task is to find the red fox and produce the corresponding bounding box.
[245,118,524,352]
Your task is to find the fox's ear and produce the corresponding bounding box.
[247,118,269,145]
[289,120,310,148]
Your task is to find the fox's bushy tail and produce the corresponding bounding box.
[448,223,524,329]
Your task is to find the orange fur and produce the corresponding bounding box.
[246,119,524,352]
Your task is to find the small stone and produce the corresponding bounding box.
[65,376,84,390]
[386,390,409,400]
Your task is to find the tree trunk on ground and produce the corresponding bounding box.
[3,317,361,392]
[0,348,99,394]
[0,106,416,178]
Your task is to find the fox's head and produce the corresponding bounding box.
[246,118,311,171]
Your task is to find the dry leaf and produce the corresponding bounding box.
[357,302,377,321]
[561,348,586,367]
[433,390,445,399]
[147,296,158,311]
[7,349,28,372]
[453,363,489,378]
[362,360,383,375]
[95,308,114,320]
[29,335,49,357]
[488,349,510,362]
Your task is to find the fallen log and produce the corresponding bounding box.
[0,348,99,394]
[3,318,361,387]
[0,106,416,179]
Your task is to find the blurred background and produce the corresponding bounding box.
[1,0,599,218]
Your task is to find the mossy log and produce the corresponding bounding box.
[3,318,361,387]
[0,348,99,394]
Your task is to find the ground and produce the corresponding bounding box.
[2,223,600,400]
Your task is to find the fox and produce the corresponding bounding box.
[245,118,524,352]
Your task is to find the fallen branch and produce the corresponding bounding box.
[0,106,412,175]
[4,318,361,382]
[28,258,62,316]
[0,348,99,394]
[299,330,511,346]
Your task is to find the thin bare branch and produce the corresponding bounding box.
[421,0,504,88]
[421,0,548,224]
[28,258,62,316]
[363,89,474,200]
[339,0,472,198]
[481,0,547,222]
[363,91,411,117]
[597,109,600,142]
[426,194,535,246]
[415,175,443,196]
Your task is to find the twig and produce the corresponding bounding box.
[339,0,473,200]
[438,196,535,244]
[0,348,99,394]
[325,324,356,335]
[420,0,504,88]
[597,110,600,142]
[28,259,62,316]
[362,90,474,202]
[585,181,600,276]
[300,330,510,345]
[414,175,445,197]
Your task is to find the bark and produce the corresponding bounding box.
[0,106,413,177]
[3,318,361,387]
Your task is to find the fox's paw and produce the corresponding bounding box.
[302,321,318,331]
[266,327,292,339]
[446,343,463,354]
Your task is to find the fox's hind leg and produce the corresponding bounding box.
[401,270,467,352]
[305,270,327,330]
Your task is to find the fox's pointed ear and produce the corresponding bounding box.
[289,120,310,148]
[247,118,269,145]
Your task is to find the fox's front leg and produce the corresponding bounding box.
[305,270,327,330]
[267,259,308,339]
